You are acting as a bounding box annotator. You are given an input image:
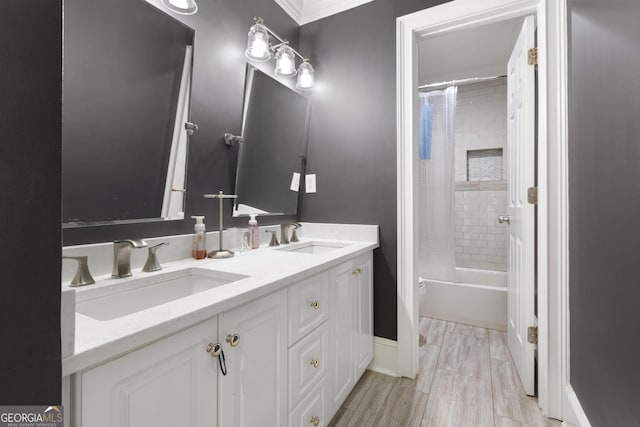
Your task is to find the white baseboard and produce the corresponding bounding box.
[562,384,591,427]
[367,336,398,377]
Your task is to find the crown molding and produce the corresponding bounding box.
[273,0,304,24]
[300,0,375,24]
[272,0,375,26]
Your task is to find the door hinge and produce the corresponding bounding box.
[528,48,538,65]
[527,326,538,344]
[527,187,538,205]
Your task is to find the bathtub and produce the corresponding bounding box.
[419,268,507,331]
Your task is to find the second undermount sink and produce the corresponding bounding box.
[277,241,348,255]
[76,268,248,321]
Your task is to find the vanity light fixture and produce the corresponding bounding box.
[161,0,198,15]
[245,17,315,90]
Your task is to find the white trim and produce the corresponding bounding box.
[273,0,304,24]
[541,0,570,420]
[396,0,569,419]
[300,0,375,25]
[272,0,375,25]
[367,336,399,377]
[396,12,420,379]
[562,385,592,427]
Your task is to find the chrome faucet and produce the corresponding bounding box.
[112,239,148,278]
[290,223,301,242]
[266,230,280,247]
[142,242,169,272]
[280,223,299,244]
[62,256,96,287]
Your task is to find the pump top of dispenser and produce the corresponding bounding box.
[249,214,258,225]
[192,216,205,232]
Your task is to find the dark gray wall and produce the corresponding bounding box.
[569,0,640,425]
[63,0,194,223]
[299,0,450,340]
[64,0,300,245]
[0,0,62,403]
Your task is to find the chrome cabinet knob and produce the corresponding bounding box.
[352,267,363,276]
[226,333,240,347]
[310,416,320,426]
[206,342,222,357]
[498,215,512,224]
[310,300,320,310]
[310,359,320,368]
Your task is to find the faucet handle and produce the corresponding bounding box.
[290,224,301,243]
[62,256,96,287]
[142,242,169,272]
[266,230,280,247]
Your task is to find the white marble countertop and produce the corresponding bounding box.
[62,223,378,376]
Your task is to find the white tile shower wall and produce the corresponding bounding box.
[454,80,509,271]
[455,79,508,182]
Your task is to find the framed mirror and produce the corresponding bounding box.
[232,65,310,217]
[62,0,195,227]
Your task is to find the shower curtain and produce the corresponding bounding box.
[418,87,457,282]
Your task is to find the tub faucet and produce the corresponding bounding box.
[112,239,148,278]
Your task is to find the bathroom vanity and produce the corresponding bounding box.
[61,223,377,427]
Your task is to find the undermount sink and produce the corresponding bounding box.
[76,269,248,321]
[277,241,348,254]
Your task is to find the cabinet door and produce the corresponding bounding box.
[328,261,355,414]
[81,318,219,427]
[218,289,287,427]
[353,253,374,380]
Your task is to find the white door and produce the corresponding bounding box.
[81,318,219,427]
[218,289,287,427]
[506,14,537,396]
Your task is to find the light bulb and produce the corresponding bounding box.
[275,46,297,77]
[245,24,271,61]
[296,61,315,90]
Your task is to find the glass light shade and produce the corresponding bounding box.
[161,0,198,15]
[275,45,297,77]
[245,24,271,61]
[296,61,315,90]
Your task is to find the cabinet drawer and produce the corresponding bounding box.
[289,321,329,409]
[289,374,328,427]
[288,272,329,345]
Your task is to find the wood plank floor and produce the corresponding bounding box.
[329,318,561,427]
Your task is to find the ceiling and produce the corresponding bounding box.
[273,0,374,25]
[418,17,525,85]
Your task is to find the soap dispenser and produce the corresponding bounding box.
[192,216,207,259]
[248,214,260,249]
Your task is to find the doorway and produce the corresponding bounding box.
[396,0,570,420]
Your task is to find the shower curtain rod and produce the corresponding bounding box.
[418,75,506,92]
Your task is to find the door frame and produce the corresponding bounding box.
[395,0,569,419]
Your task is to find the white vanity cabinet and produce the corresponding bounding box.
[353,252,374,379]
[218,288,288,427]
[69,248,374,427]
[328,252,374,414]
[287,272,330,426]
[79,317,219,427]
